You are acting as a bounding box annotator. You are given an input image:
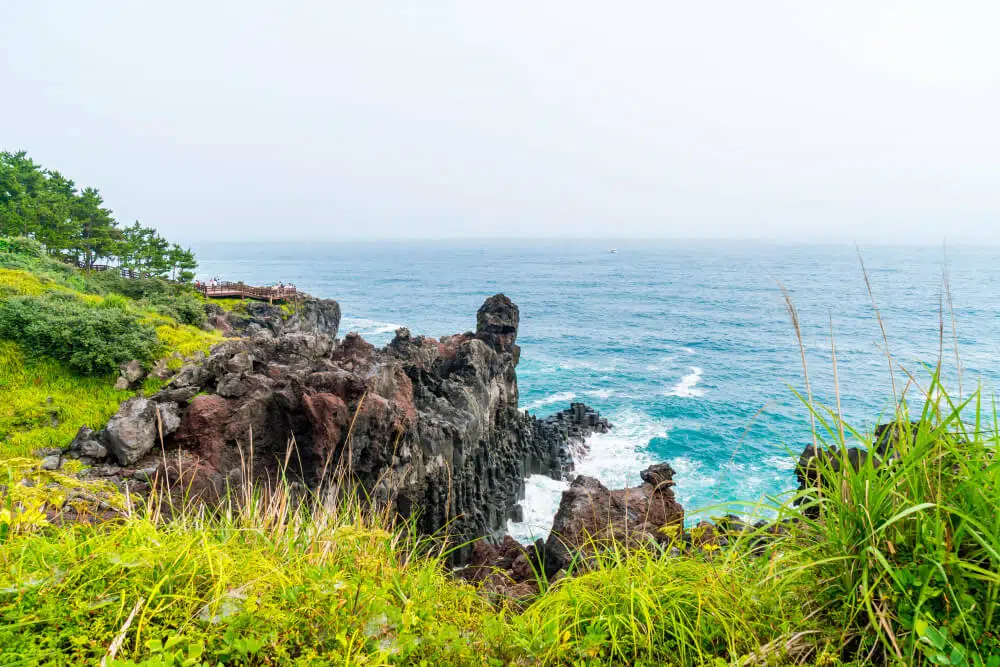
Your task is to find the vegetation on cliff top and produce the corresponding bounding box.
[0,240,221,458]
[1,381,996,665]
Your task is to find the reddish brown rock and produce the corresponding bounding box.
[173,394,233,468]
[302,392,348,467]
[545,463,685,572]
[89,294,612,564]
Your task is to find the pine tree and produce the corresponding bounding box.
[71,187,119,272]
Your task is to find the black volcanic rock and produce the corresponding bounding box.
[794,420,916,516]
[80,293,610,561]
[204,295,341,339]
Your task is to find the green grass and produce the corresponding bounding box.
[210,296,296,319]
[0,254,226,458]
[0,341,134,457]
[0,487,518,666]
[208,298,246,313]
[3,380,998,665]
[514,541,812,665]
[786,376,1000,665]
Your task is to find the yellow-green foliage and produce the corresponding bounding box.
[154,323,224,370]
[0,268,101,305]
[515,539,810,666]
[211,296,296,319]
[209,297,246,313]
[0,341,133,458]
[0,268,48,296]
[0,495,517,666]
[0,266,223,457]
[0,457,125,536]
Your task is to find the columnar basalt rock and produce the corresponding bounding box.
[74,293,611,560]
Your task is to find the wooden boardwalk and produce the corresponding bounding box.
[197,281,298,303]
[65,259,296,303]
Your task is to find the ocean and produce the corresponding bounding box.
[193,240,1000,540]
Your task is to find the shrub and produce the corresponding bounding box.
[0,293,160,375]
[88,273,206,326]
[0,236,44,257]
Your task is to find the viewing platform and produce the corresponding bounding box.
[197,281,298,303]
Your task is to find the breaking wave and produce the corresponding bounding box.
[666,367,705,398]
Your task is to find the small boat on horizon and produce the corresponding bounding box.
[609,248,618,253]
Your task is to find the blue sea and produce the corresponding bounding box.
[193,240,1000,540]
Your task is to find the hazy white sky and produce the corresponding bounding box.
[3,1,999,242]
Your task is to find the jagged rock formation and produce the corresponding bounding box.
[457,463,684,601]
[544,463,684,571]
[68,294,610,558]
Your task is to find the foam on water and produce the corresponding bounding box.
[669,455,796,522]
[340,317,402,336]
[524,391,577,411]
[506,474,569,542]
[584,389,615,399]
[508,408,663,540]
[666,367,705,398]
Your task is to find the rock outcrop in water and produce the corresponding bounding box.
[458,463,684,602]
[68,293,610,558]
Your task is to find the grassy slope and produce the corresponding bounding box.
[1,252,998,666]
[0,255,222,458]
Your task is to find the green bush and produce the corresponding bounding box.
[0,236,44,257]
[0,250,85,291]
[0,293,160,375]
[144,292,205,326]
[87,273,206,326]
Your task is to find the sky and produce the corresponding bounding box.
[3,1,999,243]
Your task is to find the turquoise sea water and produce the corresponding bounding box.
[193,240,1000,539]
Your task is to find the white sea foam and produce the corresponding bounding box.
[584,389,614,399]
[764,454,798,471]
[574,409,661,486]
[666,367,705,398]
[645,355,676,372]
[508,409,665,541]
[341,317,403,336]
[668,456,796,522]
[506,475,569,542]
[524,391,577,411]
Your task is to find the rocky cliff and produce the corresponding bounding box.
[67,294,609,558]
[204,295,342,339]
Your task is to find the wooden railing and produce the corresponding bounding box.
[68,260,149,279]
[197,281,298,302]
[62,258,295,302]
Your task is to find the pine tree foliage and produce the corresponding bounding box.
[0,150,196,281]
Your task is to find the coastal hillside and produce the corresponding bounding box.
[2,235,999,664]
[1,149,998,667]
